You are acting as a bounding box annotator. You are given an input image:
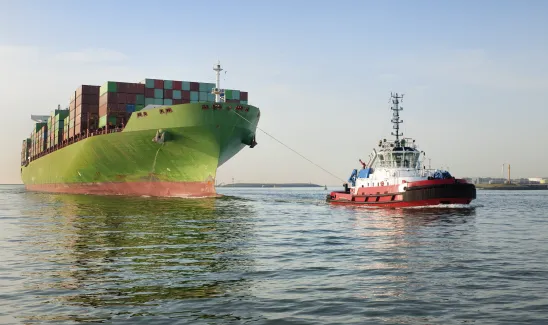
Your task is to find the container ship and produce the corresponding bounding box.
[20,62,260,197]
[326,93,476,208]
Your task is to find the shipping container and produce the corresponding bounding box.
[173,99,183,105]
[99,93,118,106]
[126,104,135,113]
[126,93,136,104]
[145,88,154,98]
[164,89,173,98]
[163,99,173,105]
[76,85,100,98]
[75,103,98,117]
[99,113,127,129]
[135,104,145,111]
[173,80,182,90]
[240,91,248,101]
[225,89,233,100]
[136,94,145,105]
[100,81,118,96]
[232,90,240,100]
[153,98,163,105]
[154,79,164,89]
[207,93,215,102]
[190,91,199,101]
[172,90,182,99]
[76,93,99,106]
[144,98,155,106]
[164,80,173,90]
[143,79,155,89]
[199,92,208,101]
[190,82,199,91]
[241,100,248,105]
[182,90,190,100]
[182,81,190,91]
[99,103,125,116]
[117,93,127,104]
[154,89,163,99]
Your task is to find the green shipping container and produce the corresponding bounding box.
[164,80,173,89]
[199,92,208,101]
[145,98,155,106]
[154,89,163,99]
[232,90,240,100]
[225,89,233,100]
[190,91,199,101]
[55,110,69,121]
[136,94,145,105]
[172,90,182,99]
[135,104,145,111]
[98,115,118,128]
[100,81,118,96]
[144,79,155,89]
[241,100,248,105]
[163,99,173,105]
[207,93,215,102]
[182,81,190,91]
[153,98,163,105]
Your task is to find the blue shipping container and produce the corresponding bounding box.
[173,90,182,99]
[207,93,215,102]
[164,80,173,90]
[182,81,190,91]
[126,104,135,113]
[232,90,240,100]
[199,92,208,101]
[163,99,173,105]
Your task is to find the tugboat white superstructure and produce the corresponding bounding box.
[327,93,476,208]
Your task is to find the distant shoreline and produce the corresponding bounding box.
[217,183,324,188]
[476,184,548,190]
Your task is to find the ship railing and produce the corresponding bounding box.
[27,125,126,162]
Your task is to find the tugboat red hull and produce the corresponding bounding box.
[326,178,476,208]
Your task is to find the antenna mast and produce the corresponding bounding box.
[390,92,404,142]
[211,61,224,103]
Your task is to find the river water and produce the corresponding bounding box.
[1,185,547,324]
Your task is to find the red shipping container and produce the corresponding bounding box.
[117,93,126,104]
[99,93,118,106]
[154,79,164,89]
[172,99,183,104]
[164,89,173,98]
[99,103,124,116]
[126,93,136,104]
[76,104,99,117]
[181,99,190,104]
[190,82,199,91]
[145,88,154,97]
[240,91,248,100]
[76,93,99,106]
[181,90,190,99]
[76,85,100,97]
[132,83,145,94]
[117,82,128,93]
[173,80,182,90]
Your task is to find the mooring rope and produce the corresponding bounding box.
[231,109,346,183]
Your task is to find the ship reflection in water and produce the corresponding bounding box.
[18,193,258,323]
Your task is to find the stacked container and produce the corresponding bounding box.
[99,81,144,129]
[21,138,30,165]
[73,85,100,136]
[54,110,69,145]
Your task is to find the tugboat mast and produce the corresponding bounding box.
[390,92,404,142]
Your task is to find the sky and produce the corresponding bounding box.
[1,0,548,185]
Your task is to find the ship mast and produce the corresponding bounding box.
[212,60,224,103]
[390,92,404,142]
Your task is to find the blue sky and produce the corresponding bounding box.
[1,0,548,184]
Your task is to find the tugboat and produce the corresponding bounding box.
[326,93,476,208]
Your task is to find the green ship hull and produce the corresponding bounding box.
[21,103,260,197]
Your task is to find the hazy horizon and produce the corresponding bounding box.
[2,0,547,186]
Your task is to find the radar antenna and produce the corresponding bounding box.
[390,92,404,142]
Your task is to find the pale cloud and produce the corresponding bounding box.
[54,48,128,64]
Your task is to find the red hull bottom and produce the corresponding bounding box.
[327,197,473,208]
[26,181,217,198]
